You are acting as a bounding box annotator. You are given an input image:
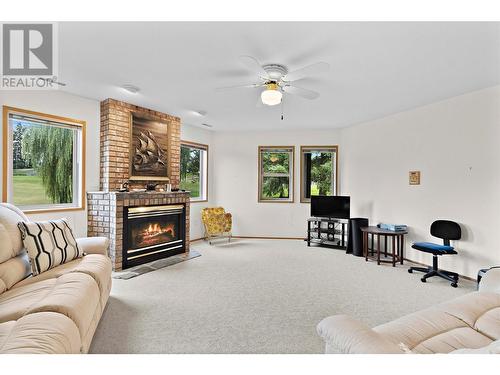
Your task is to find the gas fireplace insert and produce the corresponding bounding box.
[123,204,186,269]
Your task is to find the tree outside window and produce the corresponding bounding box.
[180,142,208,201]
[3,107,85,212]
[258,146,294,202]
[301,146,338,202]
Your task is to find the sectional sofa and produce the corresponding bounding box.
[317,267,500,354]
[0,203,111,353]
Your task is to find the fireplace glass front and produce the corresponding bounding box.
[123,204,185,268]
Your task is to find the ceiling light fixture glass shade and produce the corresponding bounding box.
[261,83,282,106]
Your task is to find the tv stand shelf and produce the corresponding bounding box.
[306,217,348,250]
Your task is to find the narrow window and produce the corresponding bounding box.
[300,146,338,202]
[180,141,208,201]
[258,146,294,202]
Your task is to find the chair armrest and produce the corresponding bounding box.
[317,315,405,354]
[76,237,109,256]
[479,267,500,293]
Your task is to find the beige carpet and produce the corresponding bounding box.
[90,239,475,354]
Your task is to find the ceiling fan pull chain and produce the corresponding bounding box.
[281,97,285,121]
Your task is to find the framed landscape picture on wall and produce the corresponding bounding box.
[129,113,170,181]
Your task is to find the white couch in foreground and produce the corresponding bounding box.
[317,268,500,354]
[0,203,112,354]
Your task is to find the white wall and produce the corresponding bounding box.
[340,86,500,278]
[3,87,498,278]
[180,123,214,240]
[0,90,100,237]
[212,129,342,237]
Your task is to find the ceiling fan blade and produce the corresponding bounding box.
[239,55,270,79]
[215,83,263,91]
[283,62,329,82]
[282,85,320,100]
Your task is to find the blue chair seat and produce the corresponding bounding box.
[412,242,457,255]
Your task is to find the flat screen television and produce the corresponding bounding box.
[311,195,350,219]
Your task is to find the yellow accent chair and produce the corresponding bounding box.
[201,207,232,244]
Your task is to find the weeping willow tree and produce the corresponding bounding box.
[21,124,74,204]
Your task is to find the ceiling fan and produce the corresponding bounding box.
[216,55,329,109]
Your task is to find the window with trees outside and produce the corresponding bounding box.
[2,107,86,212]
[300,146,338,203]
[258,146,294,202]
[180,141,208,201]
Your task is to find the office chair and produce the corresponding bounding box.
[408,220,461,287]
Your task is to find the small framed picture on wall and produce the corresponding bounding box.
[409,171,421,185]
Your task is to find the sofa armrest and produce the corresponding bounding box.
[479,267,500,294]
[76,237,109,256]
[317,315,404,354]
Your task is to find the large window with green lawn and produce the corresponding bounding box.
[2,106,86,212]
[300,146,338,203]
[180,141,208,201]
[258,146,294,202]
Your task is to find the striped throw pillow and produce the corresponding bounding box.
[18,219,83,276]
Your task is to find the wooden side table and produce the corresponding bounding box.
[360,226,407,267]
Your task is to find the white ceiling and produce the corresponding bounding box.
[59,22,500,131]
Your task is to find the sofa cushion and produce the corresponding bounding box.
[374,306,470,351]
[14,254,112,306]
[0,223,15,263]
[0,272,100,342]
[18,219,83,276]
[0,312,81,354]
[0,203,29,256]
[375,291,500,353]
[411,326,492,354]
[435,291,500,340]
[0,252,31,293]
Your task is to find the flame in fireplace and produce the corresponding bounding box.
[145,223,175,237]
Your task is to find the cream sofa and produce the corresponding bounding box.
[0,203,112,354]
[317,268,500,354]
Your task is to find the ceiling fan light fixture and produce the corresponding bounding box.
[261,83,282,106]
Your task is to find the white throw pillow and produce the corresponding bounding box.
[18,219,83,276]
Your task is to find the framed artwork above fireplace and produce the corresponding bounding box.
[129,113,170,181]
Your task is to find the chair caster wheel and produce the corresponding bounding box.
[421,278,426,283]
[451,283,458,288]
[408,269,413,273]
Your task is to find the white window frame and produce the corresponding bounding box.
[180,141,208,202]
[258,146,295,203]
[300,145,338,203]
[2,106,86,213]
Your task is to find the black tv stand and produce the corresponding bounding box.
[306,217,348,250]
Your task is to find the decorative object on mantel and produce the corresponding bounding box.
[129,113,170,181]
[113,250,201,280]
[118,181,130,192]
[409,170,421,185]
[145,183,159,191]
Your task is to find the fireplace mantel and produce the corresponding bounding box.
[87,190,190,271]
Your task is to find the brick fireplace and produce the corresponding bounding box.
[87,99,190,271]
